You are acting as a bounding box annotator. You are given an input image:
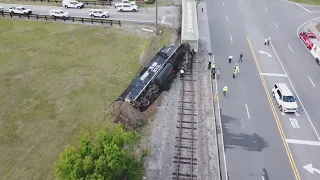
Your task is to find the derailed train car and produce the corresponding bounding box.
[117,43,191,111]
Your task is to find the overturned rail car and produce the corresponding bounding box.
[117,43,191,111]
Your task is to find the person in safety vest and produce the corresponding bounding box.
[235,63,240,74]
[233,68,237,78]
[223,86,228,97]
[211,63,216,72]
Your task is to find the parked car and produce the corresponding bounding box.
[272,83,298,113]
[116,4,138,12]
[62,0,84,9]
[89,9,109,18]
[50,10,70,18]
[9,6,32,14]
[114,0,136,8]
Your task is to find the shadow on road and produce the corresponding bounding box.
[219,108,268,152]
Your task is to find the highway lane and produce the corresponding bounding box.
[207,0,296,179]
[243,0,320,179]
[0,3,178,24]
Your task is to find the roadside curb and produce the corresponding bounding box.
[307,21,320,37]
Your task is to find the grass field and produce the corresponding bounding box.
[291,0,320,5]
[0,19,171,179]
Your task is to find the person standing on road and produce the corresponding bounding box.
[223,86,228,97]
[211,63,216,72]
[208,61,211,70]
[229,55,233,63]
[233,68,237,78]
[235,63,240,74]
[239,53,243,62]
[216,68,220,79]
[212,68,216,79]
[264,38,268,45]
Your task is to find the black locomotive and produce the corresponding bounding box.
[117,43,191,111]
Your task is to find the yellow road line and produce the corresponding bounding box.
[246,37,301,180]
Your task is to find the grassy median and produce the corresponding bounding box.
[0,19,171,179]
[291,0,320,5]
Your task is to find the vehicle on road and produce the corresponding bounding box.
[50,10,70,18]
[0,6,4,12]
[300,32,317,50]
[114,0,136,8]
[89,9,109,18]
[116,4,138,12]
[9,6,32,15]
[62,0,84,9]
[272,83,298,113]
[309,40,320,64]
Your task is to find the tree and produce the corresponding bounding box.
[55,125,144,180]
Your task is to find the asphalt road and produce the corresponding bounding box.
[0,3,178,25]
[207,0,320,179]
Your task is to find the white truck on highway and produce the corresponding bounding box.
[114,0,136,8]
[9,6,32,14]
[310,40,320,65]
[62,0,84,9]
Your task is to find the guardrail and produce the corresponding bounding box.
[17,0,113,6]
[0,11,121,26]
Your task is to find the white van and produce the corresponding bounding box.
[62,0,84,9]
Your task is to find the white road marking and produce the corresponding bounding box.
[270,43,320,140]
[308,76,316,87]
[230,35,233,43]
[274,23,279,28]
[289,118,300,128]
[264,7,268,11]
[281,112,285,115]
[295,3,311,13]
[223,2,225,6]
[226,16,228,21]
[245,104,250,119]
[286,139,320,146]
[295,112,300,116]
[260,73,287,77]
[213,65,228,179]
[288,44,293,52]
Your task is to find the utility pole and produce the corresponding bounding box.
[155,0,158,35]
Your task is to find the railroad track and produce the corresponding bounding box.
[172,56,197,180]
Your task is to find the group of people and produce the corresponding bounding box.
[223,53,244,97]
[208,61,220,79]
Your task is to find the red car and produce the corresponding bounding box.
[300,32,317,50]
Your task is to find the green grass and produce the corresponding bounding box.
[291,0,320,5]
[0,19,159,180]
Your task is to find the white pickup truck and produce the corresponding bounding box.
[9,6,32,14]
[114,0,136,8]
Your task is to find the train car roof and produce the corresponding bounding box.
[124,44,181,102]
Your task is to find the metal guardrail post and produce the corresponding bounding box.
[119,21,121,27]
